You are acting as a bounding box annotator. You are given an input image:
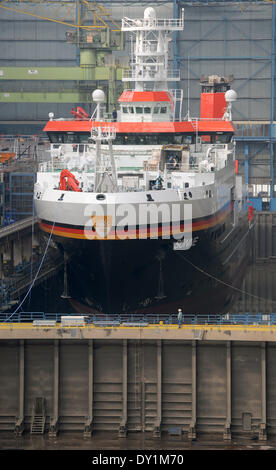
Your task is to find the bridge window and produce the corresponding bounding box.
[215,133,232,143]
[79,133,90,142]
[48,132,90,144]
[199,133,232,144]
[64,133,79,143]
[136,107,143,114]
[47,132,196,146]
[174,135,183,144]
[49,133,63,143]
[144,107,151,114]
[122,107,128,113]
[183,135,193,144]
[153,107,160,114]
[160,107,167,114]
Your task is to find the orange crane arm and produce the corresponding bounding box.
[59,169,82,192]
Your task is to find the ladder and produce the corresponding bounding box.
[30,397,46,435]
[31,415,46,435]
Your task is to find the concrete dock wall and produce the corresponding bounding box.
[0,325,276,440]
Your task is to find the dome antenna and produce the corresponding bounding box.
[223,89,237,121]
[91,89,105,121]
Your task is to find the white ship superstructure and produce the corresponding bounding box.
[34,6,251,314]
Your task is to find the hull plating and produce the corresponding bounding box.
[46,211,250,314]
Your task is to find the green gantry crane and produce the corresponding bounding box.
[0,0,127,112]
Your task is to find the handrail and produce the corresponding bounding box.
[122,17,184,31]
[0,312,275,326]
[0,216,38,239]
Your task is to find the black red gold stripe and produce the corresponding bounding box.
[38,202,231,240]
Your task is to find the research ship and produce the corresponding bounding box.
[34,6,252,314]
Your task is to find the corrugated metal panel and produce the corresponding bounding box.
[0,2,274,122]
[178,3,273,121]
[1,337,276,437]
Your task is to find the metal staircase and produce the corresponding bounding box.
[30,397,46,435]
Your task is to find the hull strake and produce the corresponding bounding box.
[38,201,231,240]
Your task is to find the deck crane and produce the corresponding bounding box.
[0,0,121,32]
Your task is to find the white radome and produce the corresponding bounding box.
[144,7,156,19]
[225,89,237,103]
[92,89,105,103]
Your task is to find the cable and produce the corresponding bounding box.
[6,220,56,321]
[176,252,271,304]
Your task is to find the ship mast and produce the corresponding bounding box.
[91,89,118,193]
[121,7,184,93]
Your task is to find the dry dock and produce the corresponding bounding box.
[1,318,276,442]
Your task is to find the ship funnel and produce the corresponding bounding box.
[199,75,234,120]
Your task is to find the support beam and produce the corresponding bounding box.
[188,340,196,440]
[0,91,92,104]
[15,340,25,436]
[224,341,232,440]
[0,67,123,104]
[49,340,59,437]
[244,144,249,186]
[84,339,93,438]
[259,342,267,441]
[270,3,276,199]
[119,339,128,437]
[153,340,162,438]
[0,66,123,81]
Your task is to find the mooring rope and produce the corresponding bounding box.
[176,251,271,304]
[7,220,56,320]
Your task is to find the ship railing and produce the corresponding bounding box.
[164,162,200,173]
[0,312,275,327]
[189,117,226,122]
[39,160,66,172]
[49,118,90,121]
[46,116,228,123]
[122,17,184,31]
[122,69,180,81]
[103,113,114,122]
[47,144,152,158]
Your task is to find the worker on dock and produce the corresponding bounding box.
[178,308,183,328]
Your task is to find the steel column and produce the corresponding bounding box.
[223,17,227,57]
[49,339,59,437]
[15,339,25,435]
[224,341,231,440]
[84,339,93,438]
[154,340,162,438]
[189,340,196,439]
[76,0,81,67]
[119,339,127,437]
[259,342,267,440]
[270,3,276,199]
[245,144,249,186]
